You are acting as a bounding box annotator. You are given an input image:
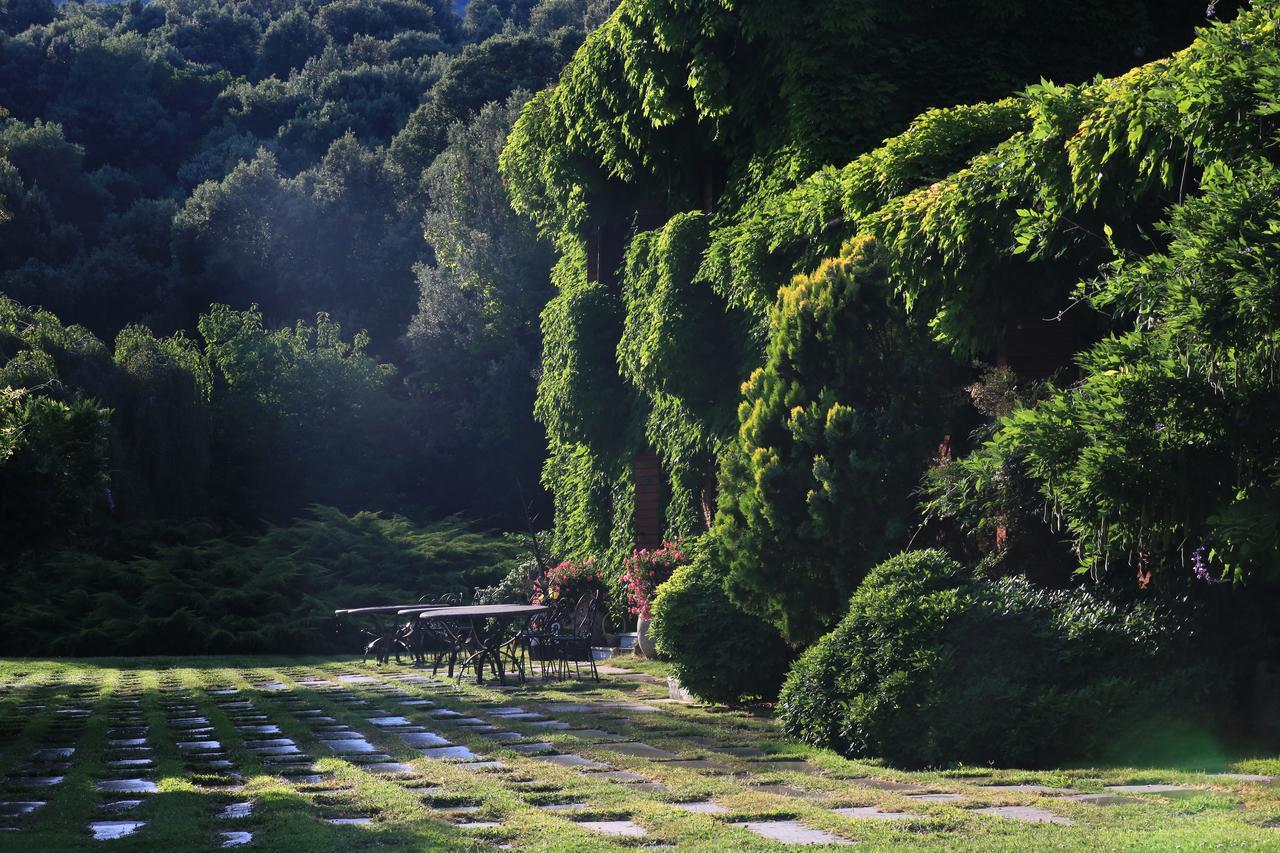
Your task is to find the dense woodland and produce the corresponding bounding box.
[0,0,609,651]
[3,0,1280,767]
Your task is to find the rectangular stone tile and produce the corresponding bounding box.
[577,819,647,837]
[975,805,1073,825]
[600,742,680,759]
[734,820,852,845]
[833,806,922,821]
[534,754,610,770]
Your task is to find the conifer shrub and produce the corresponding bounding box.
[649,555,793,704]
[779,549,1238,768]
[0,507,522,656]
[714,237,959,646]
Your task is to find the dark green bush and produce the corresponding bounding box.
[649,556,793,704]
[0,507,522,656]
[778,549,1226,768]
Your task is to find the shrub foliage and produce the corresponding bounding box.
[649,555,793,704]
[778,550,1231,768]
[0,507,521,657]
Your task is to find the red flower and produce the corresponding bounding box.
[619,540,688,619]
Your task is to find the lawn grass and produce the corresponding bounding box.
[0,654,1277,850]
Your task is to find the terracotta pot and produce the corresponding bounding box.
[636,615,657,657]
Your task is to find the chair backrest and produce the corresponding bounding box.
[532,596,570,634]
[571,589,600,637]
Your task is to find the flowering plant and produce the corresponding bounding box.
[620,540,688,619]
[534,557,608,605]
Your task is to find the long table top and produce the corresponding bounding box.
[407,604,549,619]
[334,604,452,616]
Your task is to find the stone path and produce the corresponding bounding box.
[0,660,1275,847]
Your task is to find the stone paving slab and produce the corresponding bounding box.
[95,779,157,794]
[599,742,680,759]
[592,770,648,783]
[834,806,923,820]
[421,745,481,761]
[321,738,378,754]
[673,800,729,814]
[734,820,853,845]
[660,758,732,773]
[0,802,46,817]
[975,805,1074,825]
[1105,784,1200,797]
[364,762,415,775]
[753,759,819,774]
[565,729,623,741]
[906,792,966,802]
[751,783,826,799]
[527,720,572,730]
[219,803,252,819]
[847,777,921,792]
[509,742,557,754]
[540,703,593,714]
[577,819,648,837]
[598,702,663,714]
[981,784,1079,795]
[89,820,146,840]
[1063,793,1139,806]
[534,754,610,770]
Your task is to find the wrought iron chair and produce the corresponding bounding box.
[363,618,411,665]
[554,590,601,681]
[521,597,573,680]
[404,595,455,674]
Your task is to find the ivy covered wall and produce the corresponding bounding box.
[502,0,1258,634]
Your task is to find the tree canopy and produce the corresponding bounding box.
[0,0,613,554]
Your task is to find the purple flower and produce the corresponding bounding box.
[1191,541,1218,584]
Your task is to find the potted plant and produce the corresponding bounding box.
[620,540,688,656]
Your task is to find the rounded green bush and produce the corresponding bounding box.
[650,557,793,704]
[778,549,1214,768]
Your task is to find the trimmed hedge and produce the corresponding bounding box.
[650,556,793,704]
[778,549,1226,768]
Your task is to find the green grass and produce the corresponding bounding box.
[0,655,1276,851]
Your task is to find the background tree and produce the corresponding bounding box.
[406,92,555,521]
[198,304,414,523]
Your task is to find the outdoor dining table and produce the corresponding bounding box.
[402,604,549,686]
[335,604,453,664]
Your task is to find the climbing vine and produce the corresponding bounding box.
[506,0,1275,600]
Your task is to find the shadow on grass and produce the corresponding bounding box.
[0,661,502,851]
